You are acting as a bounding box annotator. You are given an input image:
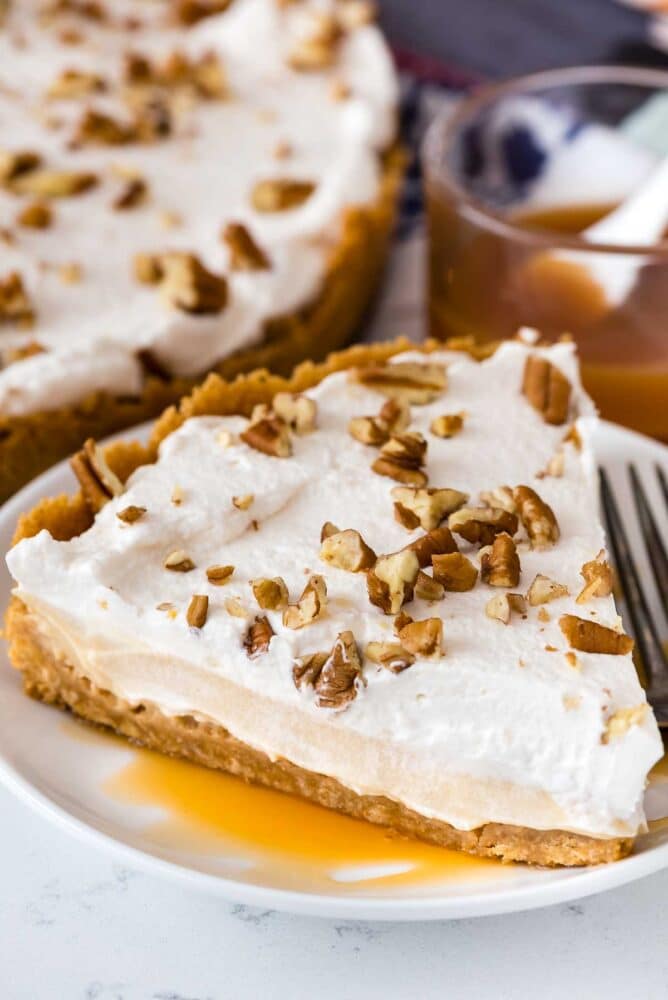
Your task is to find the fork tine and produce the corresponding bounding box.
[657,464,668,511]
[628,464,668,621]
[598,468,668,693]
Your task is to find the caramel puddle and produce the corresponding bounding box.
[62,718,505,891]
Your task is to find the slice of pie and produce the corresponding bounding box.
[0,0,402,498]
[5,337,662,866]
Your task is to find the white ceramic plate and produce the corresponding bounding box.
[0,420,666,921]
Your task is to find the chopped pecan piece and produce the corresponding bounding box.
[522,354,571,425]
[394,611,413,633]
[537,450,565,479]
[41,0,106,22]
[559,615,633,655]
[295,631,362,710]
[293,651,329,690]
[273,392,317,434]
[414,570,445,601]
[47,68,106,99]
[225,596,248,618]
[372,432,427,487]
[144,49,227,98]
[164,549,196,572]
[251,576,289,611]
[576,551,614,604]
[16,201,53,229]
[283,575,327,629]
[365,641,415,673]
[75,108,137,146]
[348,415,389,447]
[485,592,527,624]
[314,631,362,709]
[250,178,315,212]
[320,521,339,541]
[232,493,254,511]
[526,574,569,606]
[348,398,410,446]
[432,552,478,592]
[480,533,520,588]
[116,504,146,524]
[10,169,98,198]
[58,262,83,285]
[391,486,468,531]
[397,617,443,658]
[4,340,46,364]
[320,528,376,572]
[191,51,228,99]
[222,222,270,271]
[186,594,209,629]
[430,412,465,438]
[244,615,274,657]
[134,94,172,142]
[0,150,42,185]
[394,502,420,530]
[352,361,447,405]
[602,704,648,743]
[158,252,228,314]
[0,272,34,324]
[206,564,234,585]
[133,253,162,285]
[513,485,559,549]
[379,398,411,432]
[287,12,341,70]
[124,51,152,84]
[367,549,419,615]
[250,402,271,422]
[448,506,518,546]
[70,437,123,512]
[479,485,516,514]
[240,414,292,458]
[563,424,582,450]
[406,525,458,568]
[172,0,232,25]
[113,177,147,210]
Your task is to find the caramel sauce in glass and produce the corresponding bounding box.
[426,196,668,439]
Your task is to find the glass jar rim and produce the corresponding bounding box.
[421,64,668,257]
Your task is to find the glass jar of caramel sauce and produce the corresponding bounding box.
[423,67,668,439]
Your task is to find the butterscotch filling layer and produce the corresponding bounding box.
[8,599,632,867]
[24,595,618,838]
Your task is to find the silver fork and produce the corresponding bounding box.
[599,464,668,728]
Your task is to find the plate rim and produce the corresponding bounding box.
[1,419,667,922]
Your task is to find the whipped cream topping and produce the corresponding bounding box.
[0,0,398,416]
[8,342,663,837]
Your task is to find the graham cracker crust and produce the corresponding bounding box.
[5,597,633,867]
[0,147,405,501]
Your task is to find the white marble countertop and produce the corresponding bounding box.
[2,780,668,1000]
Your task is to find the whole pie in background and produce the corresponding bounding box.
[0,0,403,499]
